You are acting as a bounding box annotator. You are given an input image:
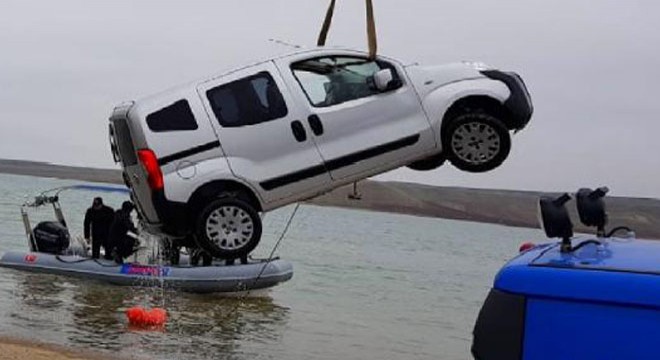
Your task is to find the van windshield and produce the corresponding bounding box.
[291,56,395,107]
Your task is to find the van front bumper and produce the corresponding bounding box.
[480,70,533,131]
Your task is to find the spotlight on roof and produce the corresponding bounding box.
[576,187,609,237]
[538,193,574,252]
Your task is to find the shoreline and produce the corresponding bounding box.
[0,336,123,360]
[1,158,659,239]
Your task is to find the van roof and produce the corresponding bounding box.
[132,46,374,104]
[494,237,660,308]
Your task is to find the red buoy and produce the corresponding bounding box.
[126,306,167,328]
[519,242,535,253]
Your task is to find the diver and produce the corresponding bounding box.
[108,201,138,264]
[83,197,115,259]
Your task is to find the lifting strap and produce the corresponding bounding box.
[365,0,377,59]
[317,0,378,60]
[317,0,336,47]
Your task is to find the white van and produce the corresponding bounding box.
[109,47,532,259]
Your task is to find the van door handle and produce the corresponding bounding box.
[290,120,307,142]
[307,115,324,136]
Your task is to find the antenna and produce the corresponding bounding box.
[268,39,302,49]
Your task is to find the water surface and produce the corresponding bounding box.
[0,173,541,360]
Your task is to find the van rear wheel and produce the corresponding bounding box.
[194,196,262,259]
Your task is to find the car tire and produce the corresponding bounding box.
[194,196,262,260]
[443,112,511,173]
[407,153,447,171]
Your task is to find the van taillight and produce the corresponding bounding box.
[137,149,164,190]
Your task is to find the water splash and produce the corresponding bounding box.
[126,231,169,326]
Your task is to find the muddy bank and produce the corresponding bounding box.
[0,337,122,360]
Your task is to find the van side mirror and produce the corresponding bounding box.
[372,69,398,92]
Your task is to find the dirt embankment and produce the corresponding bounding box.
[2,159,659,239]
[0,337,121,360]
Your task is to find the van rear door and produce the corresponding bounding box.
[109,107,160,224]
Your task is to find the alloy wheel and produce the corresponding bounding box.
[205,206,255,251]
[451,121,501,165]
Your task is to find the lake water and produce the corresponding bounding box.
[0,173,541,360]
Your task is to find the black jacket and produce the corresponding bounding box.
[108,209,137,242]
[83,205,115,242]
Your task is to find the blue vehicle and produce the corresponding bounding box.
[472,188,660,360]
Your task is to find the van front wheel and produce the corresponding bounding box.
[194,197,262,259]
[443,112,511,173]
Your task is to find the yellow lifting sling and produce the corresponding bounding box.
[317,0,378,60]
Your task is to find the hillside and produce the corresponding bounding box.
[0,159,122,184]
[312,181,660,239]
[1,159,659,239]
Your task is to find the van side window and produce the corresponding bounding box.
[206,72,288,128]
[291,56,402,108]
[146,100,198,132]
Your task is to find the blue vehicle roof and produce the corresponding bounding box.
[494,237,660,308]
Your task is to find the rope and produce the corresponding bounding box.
[316,0,378,59]
[55,255,91,264]
[248,202,300,292]
[222,203,301,318]
[54,255,123,267]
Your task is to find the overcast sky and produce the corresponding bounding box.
[1,0,659,198]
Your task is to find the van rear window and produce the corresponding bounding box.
[146,100,198,132]
[111,118,138,166]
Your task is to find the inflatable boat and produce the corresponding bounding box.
[0,184,293,293]
[0,250,293,293]
[472,188,660,360]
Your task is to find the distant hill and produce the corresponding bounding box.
[2,158,659,239]
[0,159,122,184]
[313,181,660,239]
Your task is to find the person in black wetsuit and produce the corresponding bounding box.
[83,197,115,259]
[108,201,138,264]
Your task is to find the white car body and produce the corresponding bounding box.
[109,47,532,237]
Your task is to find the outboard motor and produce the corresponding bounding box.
[32,221,70,254]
